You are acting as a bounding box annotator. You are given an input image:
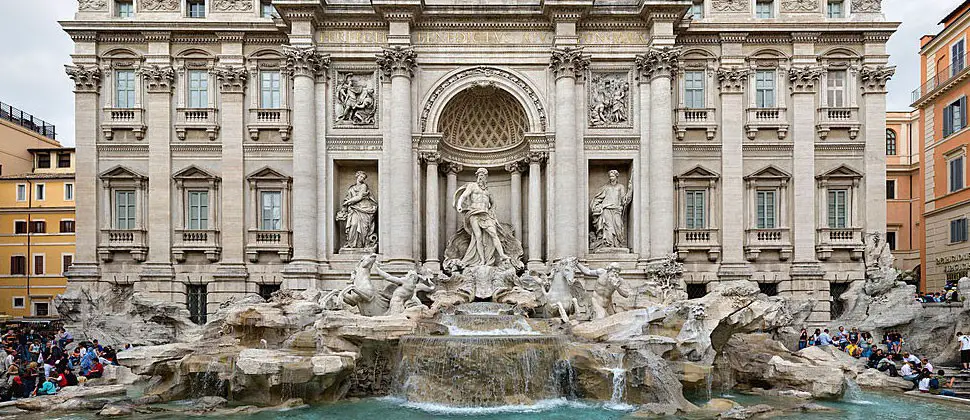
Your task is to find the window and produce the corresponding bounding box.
[258,284,280,301]
[755,70,776,108]
[64,183,74,201]
[756,0,774,18]
[952,218,969,243]
[886,129,897,155]
[261,0,277,18]
[953,40,966,75]
[33,302,49,317]
[758,282,778,297]
[14,221,26,235]
[886,180,896,200]
[115,190,137,229]
[187,0,206,18]
[57,152,71,168]
[827,189,848,228]
[260,191,282,230]
[686,284,707,299]
[756,190,777,229]
[826,70,847,107]
[16,184,26,202]
[33,254,44,275]
[62,254,73,274]
[116,0,134,18]
[685,190,706,229]
[10,256,25,276]
[59,220,75,233]
[943,97,967,137]
[826,0,844,18]
[116,70,136,108]
[950,155,965,193]
[34,184,45,201]
[37,153,51,169]
[187,284,208,325]
[30,221,46,234]
[260,71,281,108]
[689,1,703,19]
[188,70,209,108]
[684,70,705,109]
[187,191,209,230]
[12,297,24,309]
[886,232,897,251]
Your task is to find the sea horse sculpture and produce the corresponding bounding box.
[322,253,389,316]
[538,257,588,323]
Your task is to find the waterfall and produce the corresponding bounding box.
[609,368,626,403]
[844,378,873,405]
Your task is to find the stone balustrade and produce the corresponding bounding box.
[247,108,291,140]
[675,228,721,262]
[744,228,793,262]
[246,229,292,263]
[674,108,717,140]
[744,107,789,139]
[816,106,861,139]
[175,108,220,141]
[98,229,148,262]
[173,229,222,263]
[815,227,864,260]
[101,107,146,140]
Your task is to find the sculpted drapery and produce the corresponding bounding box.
[589,170,633,251]
[337,171,378,249]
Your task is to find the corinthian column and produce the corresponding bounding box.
[550,47,590,260]
[378,46,418,265]
[140,64,176,281]
[506,161,525,240]
[64,65,102,282]
[282,45,330,289]
[860,66,895,236]
[527,151,547,268]
[443,162,463,236]
[634,62,652,263]
[422,152,442,270]
[716,67,750,279]
[214,66,249,279]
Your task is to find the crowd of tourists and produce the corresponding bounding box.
[915,280,961,303]
[797,326,963,397]
[0,327,125,401]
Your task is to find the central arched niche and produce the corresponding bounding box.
[437,86,530,166]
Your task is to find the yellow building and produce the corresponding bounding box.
[0,101,61,176]
[0,148,75,317]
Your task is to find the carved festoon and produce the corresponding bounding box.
[859,65,896,93]
[214,66,249,94]
[139,0,179,11]
[852,0,882,13]
[140,65,176,93]
[78,0,107,11]
[65,65,102,93]
[711,0,750,12]
[335,72,377,126]
[212,0,254,11]
[377,46,417,79]
[788,66,824,93]
[589,73,630,127]
[781,0,819,12]
[716,67,750,93]
[283,45,330,79]
[549,47,590,80]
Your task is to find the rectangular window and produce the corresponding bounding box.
[260,71,281,108]
[30,221,46,234]
[943,97,968,137]
[756,190,777,229]
[950,155,965,193]
[756,0,774,18]
[187,191,209,230]
[33,302,49,317]
[33,255,44,275]
[261,0,277,18]
[260,191,282,230]
[689,1,703,19]
[187,0,206,18]
[37,153,50,169]
[827,189,849,228]
[57,152,71,168]
[886,180,896,200]
[16,184,26,202]
[64,183,74,201]
[684,70,705,109]
[116,0,134,18]
[116,70,136,108]
[826,0,844,18]
[258,284,281,301]
[685,190,706,229]
[59,220,75,233]
[953,40,966,75]
[759,282,779,297]
[952,218,969,243]
[12,297,24,309]
[755,70,776,108]
[886,232,897,251]
[187,284,208,325]
[34,184,45,201]
[10,256,25,276]
[115,190,136,230]
[14,221,27,235]
[187,70,209,108]
[826,70,847,107]
[62,254,73,274]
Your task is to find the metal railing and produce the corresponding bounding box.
[912,52,968,103]
[0,101,56,140]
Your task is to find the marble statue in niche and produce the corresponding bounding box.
[335,72,377,126]
[589,169,633,252]
[589,73,630,127]
[336,171,378,250]
[445,168,524,269]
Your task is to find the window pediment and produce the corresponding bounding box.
[174,165,220,181]
[100,165,146,181]
[745,165,791,180]
[816,164,862,180]
[677,165,720,180]
[247,166,290,181]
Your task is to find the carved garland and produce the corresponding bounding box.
[419,66,547,132]
[212,0,253,11]
[859,65,895,93]
[789,66,824,93]
[215,66,249,93]
[711,0,750,12]
[140,65,176,93]
[852,0,882,12]
[781,0,819,12]
[78,0,107,11]
[716,67,750,93]
[140,0,179,11]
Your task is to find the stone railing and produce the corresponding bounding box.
[175,108,220,141]
[675,108,717,140]
[675,228,721,262]
[97,228,147,262]
[816,106,860,139]
[816,227,864,260]
[173,229,221,262]
[744,228,792,261]
[247,108,291,141]
[246,229,292,263]
[101,107,146,140]
[744,107,788,139]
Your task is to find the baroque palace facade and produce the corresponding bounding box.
[63,0,896,323]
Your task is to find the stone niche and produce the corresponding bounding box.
[333,160,379,254]
[587,160,634,254]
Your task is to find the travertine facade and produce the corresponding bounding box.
[63,0,896,323]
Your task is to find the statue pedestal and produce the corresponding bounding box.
[585,251,640,270]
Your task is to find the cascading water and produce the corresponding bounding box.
[608,368,626,404]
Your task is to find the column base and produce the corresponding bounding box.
[789,262,829,324]
[64,262,101,283]
[527,260,548,273]
[717,262,752,281]
[139,262,175,282]
[214,263,250,282]
[282,260,320,291]
[422,260,441,273]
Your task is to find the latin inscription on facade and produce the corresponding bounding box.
[317,30,648,46]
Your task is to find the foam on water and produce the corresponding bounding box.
[380,397,635,415]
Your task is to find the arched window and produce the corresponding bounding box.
[886,129,897,156]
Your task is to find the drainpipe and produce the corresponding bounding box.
[26,179,32,317]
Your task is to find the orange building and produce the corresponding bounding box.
[886,111,921,273]
[912,0,970,292]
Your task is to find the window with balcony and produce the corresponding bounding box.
[886,129,897,155]
[116,70,136,108]
[826,0,844,18]
[684,70,705,109]
[187,70,209,109]
[743,165,792,261]
[953,39,966,75]
[187,191,209,230]
[60,220,75,233]
[826,70,847,107]
[944,96,967,137]
[755,0,774,18]
[950,154,965,193]
[886,179,896,200]
[261,0,278,18]
[685,190,706,229]
[260,71,281,108]
[34,184,45,201]
[187,0,206,18]
[16,184,25,202]
[64,183,74,201]
[689,1,703,19]
[187,284,208,325]
[115,190,136,229]
[951,217,968,243]
[674,166,720,261]
[246,167,292,262]
[116,0,134,18]
[827,189,848,228]
[99,166,148,262]
[173,166,221,263]
[10,256,25,276]
[58,152,71,168]
[756,190,777,229]
[755,70,776,108]
[261,191,282,230]
[815,165,864,260]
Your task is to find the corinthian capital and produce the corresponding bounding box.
[859,65,895,94]
[420,151,442,165]
[377,46,417,79]
[526,151,549,164]
[140,64,176,93]
[65,65,102,93]
[283,45,331,79]
[788,66,823,94]
[441,162,464,175]
[215,65,249,94]
[716,67,749,94]
[549,47,590,80]
[635,46,682,81]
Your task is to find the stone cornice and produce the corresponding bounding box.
[372,0,423,23]
[214,65,249,93]
[377,46,417,79]
[550,47,591,80]
[283,45,331,79]
[139,64,176,93]
[859,65,895,94]
[788,66,823,94]
[65,64,102,93]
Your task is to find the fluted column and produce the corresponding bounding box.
[214,66,249,278]
[860,66,895,236]
[282,45,329,288]
[716,67,750,278]
[140,64,176,280]
[443,162,462,236]
[65,65,102,282]
[378,46,418,265]
[422,152,442,270]
[550,47,590,260]
[527,151,547,268]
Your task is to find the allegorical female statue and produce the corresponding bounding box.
[589,169,633,252]
[336,171,378,250]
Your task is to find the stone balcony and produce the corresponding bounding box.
[744,228,792,262]
[247,108,291,141]
[173,229,221,263]
[675,228,721,262]
[97,229,147,262]
[246,229,292,263]
[674,108,717,140]
[816,107,860,140]
[101,107,146,140]
[744,108,789,139]
[175,108,220,141]
[816,227,864,261]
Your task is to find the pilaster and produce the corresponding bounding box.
[214,65,249,281]
[140,60,176,282]
[442,162,463,237]
[65,64,103,282]
[860,65,895,236]
[635,63,651,266]
[717,67,751,280]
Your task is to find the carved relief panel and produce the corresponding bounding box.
[588,72,632,129]
[333,71,379,129]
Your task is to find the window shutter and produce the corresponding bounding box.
[945,105,953,136]
[961,97,968,130]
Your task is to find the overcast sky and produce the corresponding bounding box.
[0,0,961,146]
